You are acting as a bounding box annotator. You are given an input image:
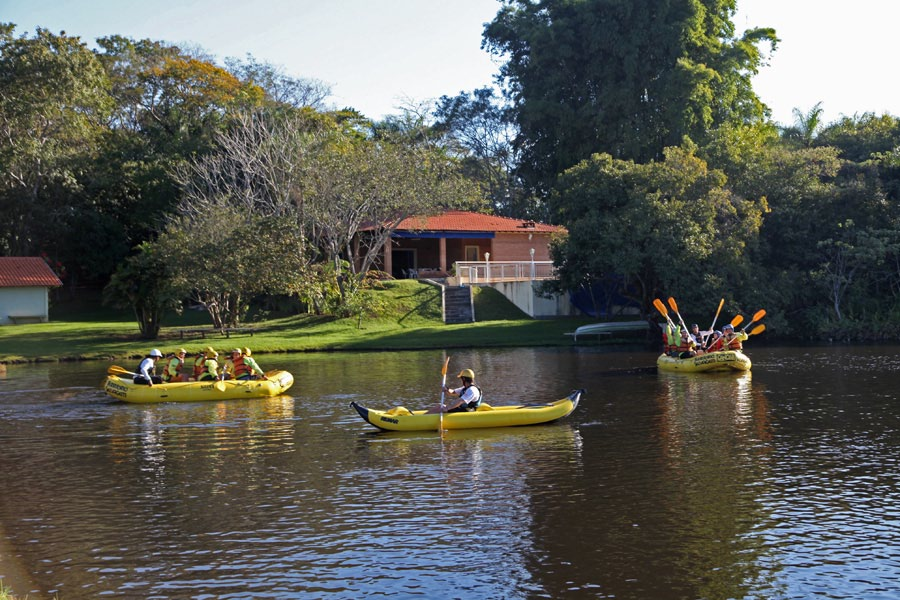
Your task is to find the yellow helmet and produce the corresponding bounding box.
[457,368,475,380]
[177,348,187,355]
[243,347,252,356]
[205,346,218,358]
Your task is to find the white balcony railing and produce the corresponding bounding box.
[454,261,556,284]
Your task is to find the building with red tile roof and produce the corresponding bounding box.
[0,257,63,324]
[382,210,565,279]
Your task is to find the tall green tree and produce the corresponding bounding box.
[104,241,181,338]
[0,25,113,259]
[549,143,766,315]
[482,0,777,194]
[91,35,266,247]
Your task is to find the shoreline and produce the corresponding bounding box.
[0,526,37,598]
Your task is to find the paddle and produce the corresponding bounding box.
[705,298,725,345]
[667,297,690,335]
[439,355,450,432]
[108,365,137,377]
[741,309,766,332]
[653,298,679,350]
[652,298,676,329]
[730,314,744,328]
[748,324,766,336]
[215,362,227,392]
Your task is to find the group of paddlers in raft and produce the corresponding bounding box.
[662,322,745,359]
[654,297,765,359]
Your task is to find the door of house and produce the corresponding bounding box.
[391,249,416,278]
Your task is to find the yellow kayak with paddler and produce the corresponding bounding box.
[350,389,583,431]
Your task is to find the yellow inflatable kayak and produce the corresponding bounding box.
[350,389,583,431]
[656,350,751,373]
[103,370,294,403]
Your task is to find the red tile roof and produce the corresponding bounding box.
[396,211,564,234]
[0,257,64,288]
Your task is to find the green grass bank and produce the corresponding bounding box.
[0,280,606,363]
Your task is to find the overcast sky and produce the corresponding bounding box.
[4,0,899,126]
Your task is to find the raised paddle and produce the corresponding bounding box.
[653,298,676,329]
[730,314,744,328]
[748,323,766,336]
[439,355,450,433]
[741,309,767,332]
[707,298,725,340]
[667,297,690,336]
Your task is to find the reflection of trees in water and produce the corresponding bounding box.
[654,371,779,599]
[519,371,779,599]
[345,424,585,598]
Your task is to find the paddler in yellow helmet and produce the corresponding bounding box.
[197,347,220,381]
[241,348,267,380]
[162,348,189,382]
[427,368,482,413]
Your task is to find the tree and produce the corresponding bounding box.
[224,54,331,110]
[781,102,824,148]
[434,87,536,218]
[482,0,777,194]
[175,107,477,314]
[104,241,182,338]
[549,143,765,315]
[152,209,312,329]
[816,112,900,163]
[0,25,113,258]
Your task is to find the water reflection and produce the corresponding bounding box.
[1,348,900,598]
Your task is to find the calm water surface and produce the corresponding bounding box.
[1,345,899,599]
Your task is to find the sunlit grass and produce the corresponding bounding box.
[0,280,599,363]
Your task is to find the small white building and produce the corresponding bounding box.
[0,257,64,325]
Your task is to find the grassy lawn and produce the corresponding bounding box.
[0,280,602,363]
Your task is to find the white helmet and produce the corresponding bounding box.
[150,349,163,358]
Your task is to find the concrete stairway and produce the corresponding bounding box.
[442,285,474,324]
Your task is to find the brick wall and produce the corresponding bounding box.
[491,233,553,262]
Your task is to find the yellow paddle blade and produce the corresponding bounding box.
[215,379,227,391]
[441,356,450,376]
[749,324,766,336]
[751,309,766,323]
[653,298,668,316]
[107,365,133,376]
[667,297,679,313]
[731,314,743,327]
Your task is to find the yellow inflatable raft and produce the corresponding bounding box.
[103,370,294,403]
[350,389,583,431]
[656,350,751,373]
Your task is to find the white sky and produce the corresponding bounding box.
[3,0,899,126]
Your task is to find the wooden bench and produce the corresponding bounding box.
[8,315,45,324]
[179,327,256,339]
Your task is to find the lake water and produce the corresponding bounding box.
[1,345,899,599]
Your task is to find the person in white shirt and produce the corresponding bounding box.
[133,349,164,386]
[427,368,482,413]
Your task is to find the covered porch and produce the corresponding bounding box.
[382,232,493,280]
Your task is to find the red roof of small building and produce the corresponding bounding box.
[396,211,564,234]
[0,257,63,288]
